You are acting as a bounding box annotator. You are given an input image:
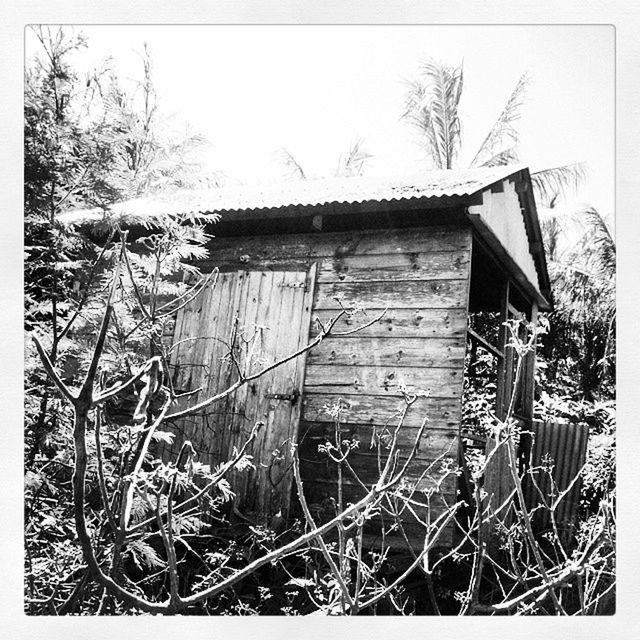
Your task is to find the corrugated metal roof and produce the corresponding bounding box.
[60,164,526,225]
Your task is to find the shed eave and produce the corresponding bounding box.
[466,211,552,311]
[59,165,528,227]
[515,168,554,310]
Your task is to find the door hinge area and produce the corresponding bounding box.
[264,389,300,405]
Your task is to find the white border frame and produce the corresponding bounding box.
[2,2,637,637]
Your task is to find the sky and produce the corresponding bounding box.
[25,24,615,217]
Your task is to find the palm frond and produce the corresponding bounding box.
[470,73,528,168]
[277,147,307,180]
[402,59,464,169]
[531,163,587,207]
[545,203,615,372]
[335,138,372,177]
[577,206,616,280]
[538,206,581,263]
[478,147,521,167]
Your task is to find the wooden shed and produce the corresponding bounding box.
[74,165,553,549]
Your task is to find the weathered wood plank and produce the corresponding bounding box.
[291,482,455,550]
[314,279,468,310]
[302,394,461,429]
[163,271,241,461]
[167,268,318,519]
[297,461,458,539]
[310,307,467,339]
[224,270,278,505]
[249,271,297,514]
[294,483,455,518]
[202,272,244,458]
[298,458,457,493]
[304,364,462,397]
[316,251,470,283]
[299,419,459,439]
[298,420,458,463]
[203,226,472,269]
[306,337,466,368]
[298,450,458,497]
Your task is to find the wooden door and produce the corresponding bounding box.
[168,266,316,519]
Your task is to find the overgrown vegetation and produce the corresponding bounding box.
[24,30,615,615]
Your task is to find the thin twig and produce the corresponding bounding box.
[291,446,355,612]
[31,335,76,403]
[94,409,118,532]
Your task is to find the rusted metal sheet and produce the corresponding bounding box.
[481,420,589,546]
[523,420,589,537]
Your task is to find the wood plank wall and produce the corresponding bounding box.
[194,223,473,549]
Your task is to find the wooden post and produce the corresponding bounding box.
[518,300,538,475]
[495,278,510,421]
[522,300,538,422]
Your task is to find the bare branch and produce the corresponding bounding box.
[79,240,125,403]
[92,360,153,405]
[94,410,118,532]
[292,446,355,612]
[156,268,218,317]
[328,307,388,337]
[165,310,349,421]
[58,229,116,342]
[31,335,76,404]
[121,395,172,530]
[357,502,463,612]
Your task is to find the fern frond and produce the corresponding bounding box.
[126,538,166,570]
[129,494,151,524]
[151,429,175,445]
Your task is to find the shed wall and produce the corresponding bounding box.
[198,224,473,548]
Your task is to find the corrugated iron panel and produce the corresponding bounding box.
[523,420,589,537]
[60,164,526,225]
[481,420,589,547]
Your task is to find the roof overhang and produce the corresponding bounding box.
[515,167,553,310]
[60,165,526,226]
[467,212,551,312]
[60,165,552,309]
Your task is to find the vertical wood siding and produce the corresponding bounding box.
[165,268,316,518]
